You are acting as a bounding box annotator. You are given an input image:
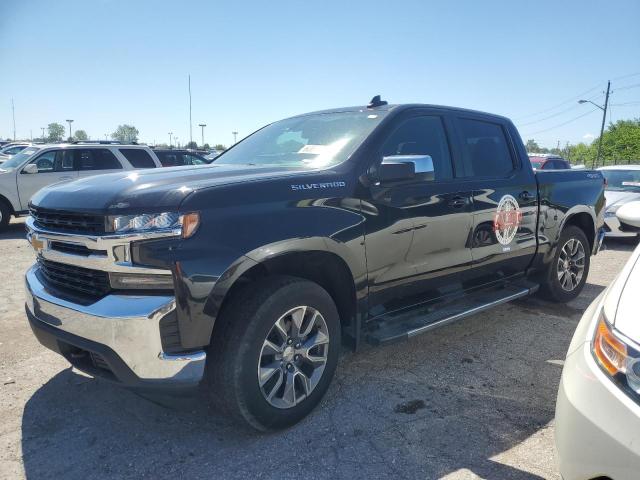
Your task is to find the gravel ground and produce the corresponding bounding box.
[0,217,635,480]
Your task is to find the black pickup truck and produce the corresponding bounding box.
[24,97,605,431]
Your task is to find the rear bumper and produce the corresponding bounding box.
[25,265,206,391]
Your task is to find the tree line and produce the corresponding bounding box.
[526,118,640,167]
[41,123,226,150]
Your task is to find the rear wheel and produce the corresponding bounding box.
[206,275,340,431]
[0,200,10,232]
[540,225,590,302]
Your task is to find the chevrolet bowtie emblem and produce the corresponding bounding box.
[30,235,44,253]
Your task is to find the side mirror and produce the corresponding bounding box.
[377,157,416,182]
[23,164,38,174]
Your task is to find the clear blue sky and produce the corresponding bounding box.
[1,0,639,148]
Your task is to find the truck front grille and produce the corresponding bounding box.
[30,207,106,234]
[37,258,111,298]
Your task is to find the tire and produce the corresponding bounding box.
[0,200,10,232]
[540,225,590,303]
[206,275,341,431]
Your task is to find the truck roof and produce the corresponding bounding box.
[289,102,511,123]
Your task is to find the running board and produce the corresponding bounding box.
[365,281,539,346]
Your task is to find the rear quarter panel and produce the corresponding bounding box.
[531,169,605,274]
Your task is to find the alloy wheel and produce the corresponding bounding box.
[557,238,586,292]
[257,305,330,409]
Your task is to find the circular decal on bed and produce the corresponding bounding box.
[493,195,522,246]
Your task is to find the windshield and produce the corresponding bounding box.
[602,169,640,192]
[0,147,40,170]
[214,111,386,169]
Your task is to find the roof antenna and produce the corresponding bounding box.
[367,95,388,108]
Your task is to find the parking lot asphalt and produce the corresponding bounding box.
[0,218,635,480]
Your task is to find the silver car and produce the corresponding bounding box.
[599,165,640,238]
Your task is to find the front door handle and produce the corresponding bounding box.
[519,191,535,201]
[448,196,468,208]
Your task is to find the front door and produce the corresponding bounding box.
[18,149,78,210]
[363,113,473,318]
[452,116,538,287]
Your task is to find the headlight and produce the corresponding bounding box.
[108,212,200,238]
[605,205,620,217]
[592,310,640,397]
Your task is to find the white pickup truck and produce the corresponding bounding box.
[0,142,162,231]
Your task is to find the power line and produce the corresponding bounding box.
[513,82,605,121]
[516,91,604,127]
[610,100,640,106]
[611,72,640,81]
[521,108,599,136]
[613,82,640,92]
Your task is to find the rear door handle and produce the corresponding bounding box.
[519,191,535,201]
[448,196,468,208]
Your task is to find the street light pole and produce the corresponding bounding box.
[232,131,238,144]
[65,119,74,141]
[198,124,206,147]
[578,80,610,169]
[41,127,45,141]
[168,132,173,148]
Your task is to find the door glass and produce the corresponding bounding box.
[77,149,122,171]
[381,116,453,181]
[31,151,57,172]
[459,119,514,178]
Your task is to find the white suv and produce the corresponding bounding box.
[0,143,162,231]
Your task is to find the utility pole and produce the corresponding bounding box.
[232,131,238,144]
[188,75,193,146]
[578,80,611,169]
[41,127,45,141]
[65,119,74,141]
[11,98,16,140]
[168,132,173,148]
[198,123,206,147]
[595,81,611,168]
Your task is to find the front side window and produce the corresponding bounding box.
[214,111,386,169]
[380,116,453,181]
[32,151,56,172]
[119,149,156,168]
[459,119,514,178]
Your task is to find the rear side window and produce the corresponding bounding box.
[76,149,122,170]
[458,119,514,178]
[381,116,453,181]
[119,149,156,168]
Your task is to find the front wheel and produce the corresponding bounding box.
[540,225,590,303]
[206,275,340,431]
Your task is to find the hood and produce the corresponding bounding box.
[30,163,311,214]
[604,244,640,341]
[605,190,640,209]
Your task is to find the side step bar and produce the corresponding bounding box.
[365,281,539,346]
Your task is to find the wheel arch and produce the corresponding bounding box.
[204,246,360,348]
[560,209,596,253]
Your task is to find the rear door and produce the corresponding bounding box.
[363,111,474,316]
[452,116,538,286]
[76,148,124,178]
[17,149,78,209]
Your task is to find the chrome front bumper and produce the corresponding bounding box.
[25,266,206,387]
